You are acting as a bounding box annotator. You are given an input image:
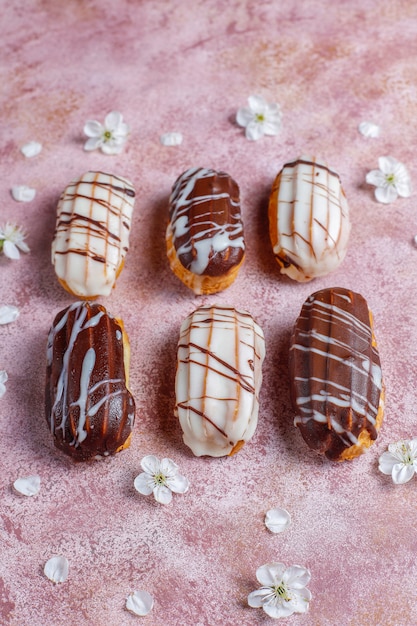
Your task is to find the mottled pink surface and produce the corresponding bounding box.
[2,1,417,624]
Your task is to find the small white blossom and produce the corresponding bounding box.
[43,556,69,583]
[134,455,189,504]
[11,185,37,203]
[160,132,183,146]
[378,438,417,484]
[126,590,154,616]
[366,156,411,204]
[236,95,282,141]
[83,111,130,155]
[265,507,291,534]
[20,141,42,158]
[358,121,380,138]
[13,475,41,496]
[0,222,30,260]
[248,562,312,619]
[0,305,19,324]
[0,371,8,398]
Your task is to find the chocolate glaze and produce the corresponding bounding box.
[45,302,135,461]
[168,167,245,276]
[289,287,383,460]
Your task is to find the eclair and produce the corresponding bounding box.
[166,167,245,294]
[52,171,135,298]
[45,301,135,460]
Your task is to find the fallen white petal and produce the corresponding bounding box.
[265,507,292,533]
[160,132,183,146]
[358,121,380,138]
[413,235,417,248]
[13,475,41,496]
[0,305,19,324]
[20,141,42,158]
[11,185,37,202]
[126,590,154,616]
[44,556,69,583]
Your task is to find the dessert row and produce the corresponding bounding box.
[45,288,384,463]
[51,156,351,298]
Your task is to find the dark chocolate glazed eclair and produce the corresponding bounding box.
[289,287,384,461]
[166,167,245,295]
[45,301,135,461]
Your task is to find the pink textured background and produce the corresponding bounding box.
[2,1,417,624]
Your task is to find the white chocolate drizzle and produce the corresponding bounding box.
[175,305,265,457]
[52,171,135,297]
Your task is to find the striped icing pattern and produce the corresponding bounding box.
[45,301,135,460]
[269,156,351,281]
[175,304,265,457]
[52,171,135,297]
[289,288,383,460]
[167,167,245,276]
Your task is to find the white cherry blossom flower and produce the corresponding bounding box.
[11,185,36,202]
[0,305,19,324]
[126,590,154,616]
[366,156,411,204]
[43,555,69,583]
[236,95,282,141]
[358,121,380,138]
[0,222,30,260]
[248,562,312,619]
[265,507,291,533]
[134,455,189,504]
[83,111,130,155]
[0,371,8,398]
[20,141,42,158]
[378,438,417,484]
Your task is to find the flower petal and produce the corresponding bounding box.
[247,588,271,608]
[378,451,399,475]
[126,590,154,616]
[44,556,69,583]
[283,565,311,589]
[153,485,172,504]
[83,120,103,137]
[247,94,267,114]
[256,563,286,587]
[378,155,398,174]
[104,111,123,131]
[100,142,124,155]
[133,472,154,496]
[140,455,161,475]
[13,475,41,496]
[375,185,398,204]
[365,169,386,187]
[395,180,412,198]
[84,137,103,151]
[358,121,380,138]
[159,457,179,475]
[11,185,36,202]
[265,507,291,533]
[245,120,265,141]
[20,141,42,158]
[236,107,254,128]
[263,602,294,619]
[392,463,415,484]
[0,305,19,324]
[3,240,20,260]
[160,132,183,146]
[167,473,189,494]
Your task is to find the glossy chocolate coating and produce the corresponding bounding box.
[45,301,135,460]
[289,287,383,460]
[168,167,245,277]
